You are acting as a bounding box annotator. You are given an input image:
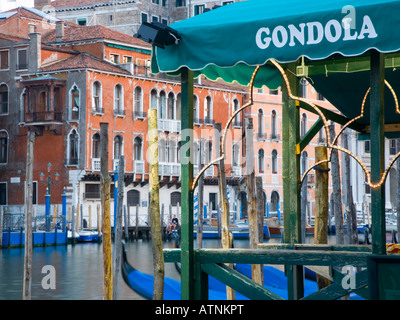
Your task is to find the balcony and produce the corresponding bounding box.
[158,119,181,133]
[257,132,268,140]
[204,166,214,177]
[25,111,62,123]
[270,133,281,141]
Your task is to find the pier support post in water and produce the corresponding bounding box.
[314,146,330,289]
[148,109,164,300]
[100,122,113,300]
[23,130,34,300]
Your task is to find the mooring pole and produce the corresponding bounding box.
[148,109,164,300]
[100,122,113,300]
[23,130,34,300]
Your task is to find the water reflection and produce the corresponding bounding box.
[0,236,320,300]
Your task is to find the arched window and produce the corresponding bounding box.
[168,92,175,120]
[176,93,181,120]
[205,140,213,163]
[133,136,143,160]
[92,81,102,112]
[301,151,308,175]
[168,139,176,163]
[0,84,8,114]
[114,84,124,115]
[127,190,140,207]
[193,95,199,122]
[204,96,213,124]
[193,142,199,165]
[68,129,79,165]
[159,138,166,162]
[232,143,240,167]
[301,113,307,138]
[258,109,264,138]
[150,89,157,109]
[171,191,181,207]
[70,85,80,120]
[92,133,100,158]
[0,130,8,164]
[159,90,167,119]
[233,98,240,125]
[271,149,278,174]
[271,110,277,138]
[270,191,280,212]
[114,135,123,159]
[258,149,264,173]
[134,86,143,115]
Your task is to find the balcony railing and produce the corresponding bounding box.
[159,162,180,177]
[158,119,181,133]
[204,166,214,177]
[257,132,268,140]
[270,133,281,141]
[232,166,241,177]
[25,111,63,123]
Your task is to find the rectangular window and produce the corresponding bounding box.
[364,140,371,153]
[176,0,186,7]
[161,18,168,25]
[17,49,27,70]
[152,16,159,23]
[123,56,132,63]
[0,182,6,205]
[77,18,87,26]
[162,0,167,6]
[85,184,100,199]
[390,139,397,155]
[141,13,148,23]
[110,53,120,64]
[152,0,159,4]
[194,4,205,15]
[0,50,9,70]
[222,1,233,5]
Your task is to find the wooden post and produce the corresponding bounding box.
[256,176,264,284]
[314,146,331,290]
[76,204,80,233]
[282,62,303,300]
[161,203,165,238]
[23,130,34,300]
[0,206,4,248]
[88,204,91,230]
[124,205,128,241]
[100,122,113,300]
[148,108,164,300]
[329,123,344,244]
[113,155,124,300]
[180,67,195,300]
[245,118,262,286]
[71,205,76,243]
[197,138,204,248]
[97,203,101,241]
[135,204,139,240]
[370,50,386,255]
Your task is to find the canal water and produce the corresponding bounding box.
[0,236,321,300]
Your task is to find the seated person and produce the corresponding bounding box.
[171,215,179,231]
[166,217,172,235]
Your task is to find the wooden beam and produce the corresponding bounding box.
[282,62,304,300]
[299,118,324,152]
[180,67,195,300]
[100,122,113,300]
[201,263,284,300]
[370,50,386,255]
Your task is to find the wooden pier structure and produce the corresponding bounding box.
[142,0,400,300]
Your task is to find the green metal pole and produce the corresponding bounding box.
[282,62,304,299]
[180,67,195,299]
[370,50,386,255]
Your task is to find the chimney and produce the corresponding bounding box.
[34,0,51,9]
[28,29,41,73]
[56,21,64,43]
